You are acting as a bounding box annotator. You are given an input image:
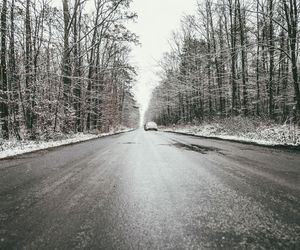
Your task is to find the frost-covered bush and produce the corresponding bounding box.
[167,117,300,145]
[258,123,299,145]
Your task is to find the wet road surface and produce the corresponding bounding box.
[0,129,299,249]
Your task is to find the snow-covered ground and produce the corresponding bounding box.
[162,120,300,146]
[0,128,133,159]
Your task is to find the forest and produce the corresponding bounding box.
[0,0,140,141]
[146,0,300,131]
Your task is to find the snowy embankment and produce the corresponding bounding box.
[162,118,300,147]
[0,128,133,160]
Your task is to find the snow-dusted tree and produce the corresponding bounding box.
[146,0,300,127]
[0,0,139,140]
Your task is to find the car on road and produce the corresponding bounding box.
[144,121,158,131]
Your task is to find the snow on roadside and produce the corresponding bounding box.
[0,128,133,160]
[162,122,300,146]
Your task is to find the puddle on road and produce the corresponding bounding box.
[169,142,225,155]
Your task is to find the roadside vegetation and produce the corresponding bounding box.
[162,116,300,145]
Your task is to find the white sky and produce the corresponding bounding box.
[128,0,196,120]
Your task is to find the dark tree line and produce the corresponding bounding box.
[146,0,300,127]
[0,0,139,140]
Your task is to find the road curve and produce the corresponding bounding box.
[0,129,299,249]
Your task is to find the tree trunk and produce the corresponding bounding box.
[0,0,8,138]
[229,0,238,115]
[8,0,21,139]
[268,0,275,119]
[255,0,261,116]
[237,0,248,116]
[62,0,72,113]
[25,0,34,135]
[283,0,300,122]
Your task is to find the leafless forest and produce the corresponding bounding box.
[0,0,139,140]
[146,0,300,129]
[1,0,300,142]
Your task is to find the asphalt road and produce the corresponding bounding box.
[0,129,299,249]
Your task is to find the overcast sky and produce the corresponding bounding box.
[128,0,196,118]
